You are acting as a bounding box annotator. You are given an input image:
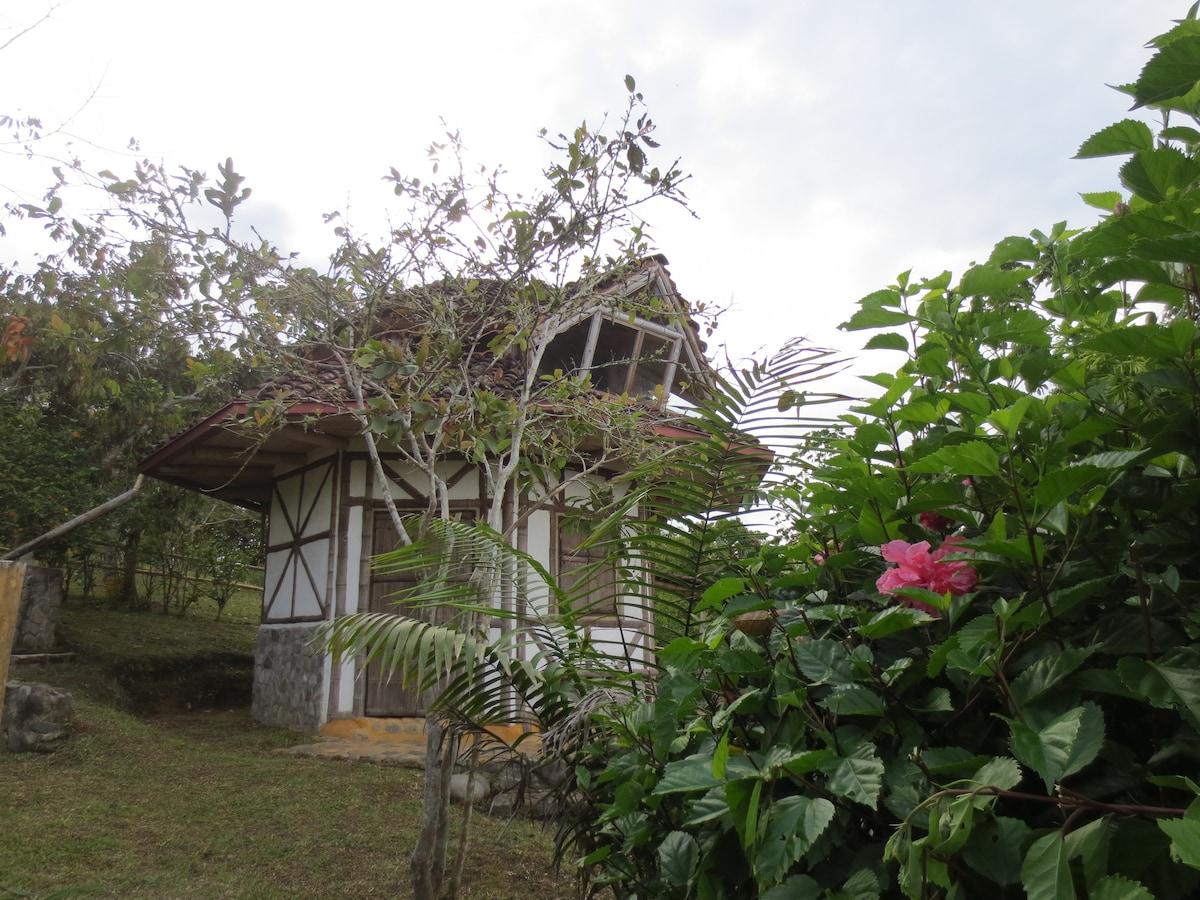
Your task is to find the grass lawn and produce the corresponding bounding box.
[1,597,578,899]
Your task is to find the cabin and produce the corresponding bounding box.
[137,258,715,734]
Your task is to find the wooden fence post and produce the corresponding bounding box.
[0,561,28,694]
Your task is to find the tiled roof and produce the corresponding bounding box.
[138,257,712,508]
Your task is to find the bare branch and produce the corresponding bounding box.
[0,3,59,54]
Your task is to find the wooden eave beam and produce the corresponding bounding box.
[289,430,351,451]
[186,448,309,467]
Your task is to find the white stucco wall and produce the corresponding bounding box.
[266,449,653,723]
[263,456,338,623]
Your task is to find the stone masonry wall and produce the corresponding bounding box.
[252,623,326,734]
[15,566,63,652]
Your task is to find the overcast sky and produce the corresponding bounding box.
[0,1,1187,376]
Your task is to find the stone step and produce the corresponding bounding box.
[11,651,77,667]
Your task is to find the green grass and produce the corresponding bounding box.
[2,601,577,899]
[58,602,258,659]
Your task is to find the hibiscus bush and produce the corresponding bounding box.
[564,14,1200,899]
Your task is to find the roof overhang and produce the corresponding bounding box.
[138,258,723,510]
[136,401,360,511]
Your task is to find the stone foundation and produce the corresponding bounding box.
[15,566,63,652]
[252,623,327,734]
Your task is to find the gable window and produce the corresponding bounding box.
[540,311,684,403]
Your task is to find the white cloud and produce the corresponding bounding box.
[0,0,1188,377]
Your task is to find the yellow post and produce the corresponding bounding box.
[0,561,27,693]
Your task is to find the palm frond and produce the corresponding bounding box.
[595,336,847,643]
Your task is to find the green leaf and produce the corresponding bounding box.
[653,756,721,795]
[858,606,930,639]
[985,510,1008,541]
[906,441,1002,477]
[658,637,711,671]
[895,398,950,425]
[702,576,746,606]
[1133,34,1200,108]
[1083,323,1194,360]
[755,797,835,885]
[988,235,1039,265]
[962,816,1030,886]
[763,748,832,776]
[820,686,884,717]
[1076,449,1151,470]
[971,537,1035,565]
[658,830,699,887]
[820,744,884,806]
[682,789,730,827]
[1061,703,1105,781]
[1162,125,1200,143]
[760,876,822,900]
[1090,874,1155,900]
[1005,707,1087,793]
[1074,119,1155,158]
[794,639,854,687]
[980,307,1053,348]
[927,795,975,854]
[949,391,992,417]
[1080,191,1124,211]
[1011,648,1096,706]
[1021,831,1074,900]
[912,686,952,712]
[1033,466,1104,510]
[726,778,764,852]
[1119,147,1200,203]
[959,263,1031,297]
[1042,502,1067,536]
[611,780,644,817]
[1063,816,1112,891]
[712,731,729,780]
[1120,657,1200,724]
[972,756,1023,792]
[843,867,884,899]
[897,838,924,899]
[1160,817,1200,870]
[1127,232,1200,265]
[890,586,950,613]
[987,395,1033,439]
[842,290,916,331]
[1046,580,1111,621]
[856,503,891,546]
[864,331,909,352]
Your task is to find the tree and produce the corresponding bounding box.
[230,82,699,900]
[0,166,259,601]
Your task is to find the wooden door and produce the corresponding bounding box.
[365,511,428,716]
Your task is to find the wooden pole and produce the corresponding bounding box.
[0,561,27,693]
[0,476,145,562]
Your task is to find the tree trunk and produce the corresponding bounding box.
[446,739,480,898]
[120,530,141,609]
[411,714,458,900]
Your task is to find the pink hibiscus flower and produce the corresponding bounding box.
[876,537,977,616]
